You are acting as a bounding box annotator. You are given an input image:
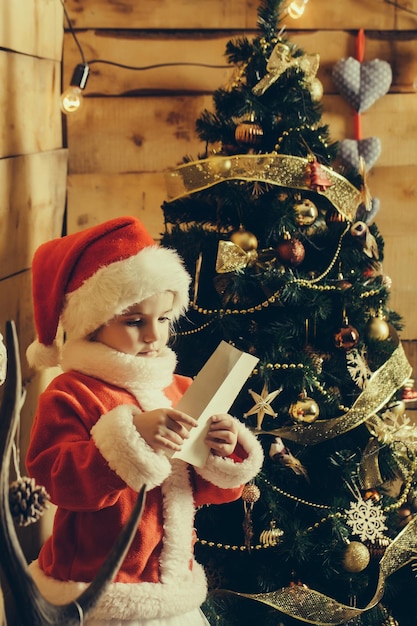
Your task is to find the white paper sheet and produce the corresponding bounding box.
[171,341,259,467]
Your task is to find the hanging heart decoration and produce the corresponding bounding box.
[332,57,392,113]
[338,137,382,172]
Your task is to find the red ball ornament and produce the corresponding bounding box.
[276,235,305,267]
[334,323,359,350]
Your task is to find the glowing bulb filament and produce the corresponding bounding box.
[60,63,90,115]
[288,0,309,19]
[61,86,83,114]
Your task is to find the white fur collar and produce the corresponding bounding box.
[61,339,177,411]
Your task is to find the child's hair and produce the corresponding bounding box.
[27,217,191,370]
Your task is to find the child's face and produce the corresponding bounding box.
[94,291,174,357]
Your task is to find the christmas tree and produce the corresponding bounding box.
[161,1,417,624]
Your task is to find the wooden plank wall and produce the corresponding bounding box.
[0,0,66,621]
[63,0,417,355]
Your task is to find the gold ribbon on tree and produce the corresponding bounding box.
[257,342,412,445]
[223,513,417,624]
[252,42,320,96]
[164,154,362,222]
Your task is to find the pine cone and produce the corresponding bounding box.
[9,476,50,526]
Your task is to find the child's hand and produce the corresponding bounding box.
[205,414,238,457]
[133,408,198,453]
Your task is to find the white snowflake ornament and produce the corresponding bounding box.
[345,497,387,543]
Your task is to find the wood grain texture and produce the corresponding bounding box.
[63,29,417,96]
[64,0,417,30]
[0,0,63,59]
[67,172,167,238]
[0,151,68,280]
[0,52,62,158]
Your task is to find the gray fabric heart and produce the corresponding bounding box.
[338,137,381,171]
[332,57,392,113]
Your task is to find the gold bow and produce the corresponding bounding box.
[253,43,320,96]
[215,240,277,274]
[215,240,258,273]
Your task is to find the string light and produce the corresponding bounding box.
[287,0,309,19]
[60,0,228,115]
[60,63,90,114]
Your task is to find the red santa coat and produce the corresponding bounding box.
[26,339,263,621]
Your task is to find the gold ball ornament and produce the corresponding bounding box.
[388,400,406,416]
[366,314,390,341]
[230,228,258,252]
[293,198,319,226]
[260,520,284,547]
[289,394,320,424]
[342,541,370,573]
[235,120,264,146]
[241,483,261,504]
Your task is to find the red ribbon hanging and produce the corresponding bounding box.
[354,28,365,141]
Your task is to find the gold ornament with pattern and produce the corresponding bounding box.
[260,520,284,547]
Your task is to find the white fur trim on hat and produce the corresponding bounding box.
[26,339,61,370]
[63,245,190,340]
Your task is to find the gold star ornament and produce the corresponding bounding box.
[244,383,282,430]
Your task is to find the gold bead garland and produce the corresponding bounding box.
[196,537,269,551]
[185,225,349,322]
[260,476,332,510]
[274,128,331,161]
[173,318,215,337]
[196,459,416,552]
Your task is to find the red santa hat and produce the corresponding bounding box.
[26,216,191,369]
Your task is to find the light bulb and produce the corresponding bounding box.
[60,86,83,114]
[60,63,90,115]
[287,0,308,19]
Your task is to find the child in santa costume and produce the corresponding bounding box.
[25,216,263,626]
